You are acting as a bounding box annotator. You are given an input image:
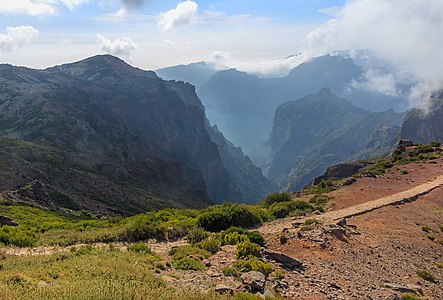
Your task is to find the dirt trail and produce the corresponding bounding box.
[320,174,443,222]
[259,174,443,235]
[3,175,443,257]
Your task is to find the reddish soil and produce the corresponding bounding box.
[266,156,443,299]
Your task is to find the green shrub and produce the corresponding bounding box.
[169,245,211,261]
[304,219,320,226]
[436,263,443,269]
[127,243,152,253]
[196,237,221,254]
[269,200,314,219]
[309,195,331,206]
[246,231,266,247]
[220,227,266,247]
[235,240,261,258]
[186,227,208,244]
[75,245,95,256]
[430,141,441,147]
[261,193,291,208]
[197,203,268,232]
[222,267,242,278]
[416,269,437,283]
[223,232,249,245]
[234,257,274,276]
[312,179,334,194]
[400,170,409,175]
[427,235,435,241]
[422,226,433,233]
[173,257,205,271]
[400,294,421,300]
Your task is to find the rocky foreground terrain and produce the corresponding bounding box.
[4,153,442,299]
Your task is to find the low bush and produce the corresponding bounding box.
[269,200,314,219]
[308,195,331,206]
[312,179,334,194]
[223,232,249,245]
[186,227,208,244]
[173,257,205,271]
[233,257,274,276]
[219,227,266,247]
[400,294,421,300]
[416,269,437,283]
[169,245,211,261]
[235,240,261,258]
[127,243,152,253]
[421,226,433,233]
[196,237,222,254]
[197,203,269,232]
[261,193,291,208]
[222,266,242,278]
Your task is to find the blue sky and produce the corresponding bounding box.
[0,0,347,71]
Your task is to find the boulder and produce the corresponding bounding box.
[241,271,266,292]
[263,249,303,269]
[0,215,18,226]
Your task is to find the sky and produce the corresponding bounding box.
[0,0,346,71]
[1,0,443,106]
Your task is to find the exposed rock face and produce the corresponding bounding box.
[197,54,408,154]
[0,55,274,214]
[260,89,404,192]
[400,93,443,144]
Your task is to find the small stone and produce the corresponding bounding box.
[215,284,234,295]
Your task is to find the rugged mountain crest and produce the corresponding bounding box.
[0,55,274,214]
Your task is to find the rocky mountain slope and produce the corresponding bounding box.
[400,91,443,144]
[0,55,275,214]
[259,88,404,192]
[192,54,408,154]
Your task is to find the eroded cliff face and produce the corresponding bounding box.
[0,55,274,214]
[400,94,443,144]
[260,88,404,192]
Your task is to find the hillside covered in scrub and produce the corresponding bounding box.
[0,142,442,299]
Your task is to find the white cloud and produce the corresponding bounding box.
[0,0,88,16]
[350,68,401,97]
[158,1,198,31]
[208,51,310,78]
[304,0,443,107]
[0,1,55,15]
[97,34,137,61]
[0,26,39,52]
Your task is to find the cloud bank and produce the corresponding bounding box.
[97,34,137,61]
[158,1,198,31]
[305,0,443,107]
[0,26,39,52]
[0,0,88,15]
